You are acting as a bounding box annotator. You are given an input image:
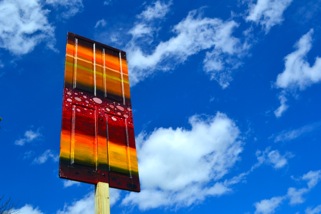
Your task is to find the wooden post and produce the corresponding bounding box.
[95,182,110,214]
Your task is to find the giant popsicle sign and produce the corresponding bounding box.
[59,32,140,192]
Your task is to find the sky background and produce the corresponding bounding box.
[0,0,321,213]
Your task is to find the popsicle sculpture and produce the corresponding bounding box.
[59,32,140,192]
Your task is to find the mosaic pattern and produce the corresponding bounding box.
[59,33,140,192]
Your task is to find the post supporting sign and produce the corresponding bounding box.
[59,32,140,213]
[95,182,110,214]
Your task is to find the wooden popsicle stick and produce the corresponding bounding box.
[95,182,110,214]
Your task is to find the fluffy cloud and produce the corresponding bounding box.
[306,204,321,214]
[254,196,285,214]
[274,29,321,117]
[33,149,58,164]
[246,0,293,32]
[137,0,172,21]
[63,180,81,188]
[202,21,248,88]
[94,19,107,29]
[274,93,288,118]
[15,129,41,146]
[273,122,321,142]
[9,204,43,214]
[303,170,321,189]
[8,189,119,214]
[287,170,321,205]
[122,113,243,210]
[45,0,83,19]
[276,29,321,90]
[128,9,247,87]
[57,189,120,214]
[254,170,321,213]
[287,187,307,205]
[56,193,94,214]
[0,0,55,55]
[128,0,171,40]
[256,148,291,169]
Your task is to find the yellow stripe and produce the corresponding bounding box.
[66,53,122,74]
[65,61,129,84]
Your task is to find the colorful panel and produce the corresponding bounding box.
[59,32,140,192]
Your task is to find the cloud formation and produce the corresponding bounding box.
[274,29,321,117]
[138,0,172,21]
[274,93,288,118]
[0,0,55,55]
[122,113,243,210]
[15,129,41,146]
[246,0,293,32]
[57,189,120,214]
[306,204,321,214]
[33,149,58,164]
[45,0,83,19]
[273,121,321,142]
[62,180,81,188]
[254,196,285,214]
[254,170,321,213]
[126,5,247,87]
[276,29,321,90]
[56,193,94,214]
[9,204,43,214]
[256,148,291,169]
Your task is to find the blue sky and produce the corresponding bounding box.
[0,0,321,213]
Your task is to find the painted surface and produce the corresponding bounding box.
[59,33,140,192]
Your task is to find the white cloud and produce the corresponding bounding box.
[33,149,58,164]
[302,170,321,189]
[274,121,321,142]
[246,0,293,32]
[274,93,288,118]
[122,113,243,210]
[128,9,247,87]
[253,170,321,212]
[274,29,321,117]
[0,0,55,55]
[129,23,153,39]
[256,148,290,169]
[45,0,83,19]
[94,19,107,28]
[128,1,171,41]
[138,0,172,21]
[203,21,248,88]
[57,189,120,214]
[9,204,43,214]
[287,187,307,205]
[57,193,94,214]
[15,129,41,146]
[254,196,285,214]
[109,189,121,207]
[63,180,81,188]
[287,170,321,205]
[306,204,321,214]
[276,29,321,90]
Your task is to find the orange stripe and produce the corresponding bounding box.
[60,131,139,173]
